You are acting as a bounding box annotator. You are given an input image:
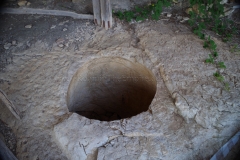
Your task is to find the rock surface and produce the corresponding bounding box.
[0,18,240,160]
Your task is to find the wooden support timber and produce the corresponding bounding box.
[0,8,94,20]
[92,0,112,29]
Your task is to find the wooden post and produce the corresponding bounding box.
[92,0,101,25]
[100,0,112,29]
[92,0,112,29]
[0,89,21,120]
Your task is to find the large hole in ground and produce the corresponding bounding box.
[67,57,157,121]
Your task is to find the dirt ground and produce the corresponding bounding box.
[1,0,93,13]
[0,1,240,160]
[0,8,95,160]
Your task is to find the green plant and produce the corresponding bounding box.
[213,72,224,82]
[224,83,230,91]
[230,44,240,53]
[114,11,125,20]
[209,39,217,51]
[203,41,209,48]
[114,0,171,22]
[115,10,134,22]
[204,37,217,51]
[213,51,218,57]
[203,36,230,90]
[218,62,226,69]
[188,0,233,90]
[115,0,234,91]
[205,54,214,63]
[204,37,219,62]
[188,0,236,42]
[204,36,229,90]
[124,11,135,22]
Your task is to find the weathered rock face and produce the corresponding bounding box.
[67,57,157,121]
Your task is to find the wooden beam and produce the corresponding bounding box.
[0,8,94,19]
[92,0,101,25]
[100,0,112,29]
[92,0,112,29]
[0,89,21,120]
[107,0,113,28]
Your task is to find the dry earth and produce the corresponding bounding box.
[0,7,240,160]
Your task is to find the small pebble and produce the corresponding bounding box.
[167,13,172,17]
[220,0,228,4]
[59,20,69,26]
[56,38,65,44]
[25,24,32,29]
[50,25,56,29]
[63,28,67,31]
[4,43,12,50]
[18,0,27,7]
[224,9,234,17]
[110,141,114,145]
[58,44,64,48]
[177,16,182,20]
[12,41,17,45]
[183,17,190,21]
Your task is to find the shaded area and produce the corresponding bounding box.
[67,57,157,121]
[0,139,17,160]
[225,135,240,160]
[0,119,17,156]
[0,13,94,72]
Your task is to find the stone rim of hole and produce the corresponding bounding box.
[67,57,157,121]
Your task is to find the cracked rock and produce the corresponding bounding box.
[172,92,198,123]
